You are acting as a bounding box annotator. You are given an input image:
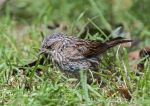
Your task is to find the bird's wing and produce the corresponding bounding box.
[74,37,132,57]
[75,39,106,57]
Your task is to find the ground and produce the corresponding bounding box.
[0,0,150,106]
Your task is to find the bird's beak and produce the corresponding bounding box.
[38,51,44,56]
[38,48,51,55]
[38,48,48,55]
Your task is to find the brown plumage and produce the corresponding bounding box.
[19,32,132,75]
[38,33,132,73]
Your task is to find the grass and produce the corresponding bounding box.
[0,0,150,106]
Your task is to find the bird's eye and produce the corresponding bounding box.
[46,45,52,49]
[46,43,56,50]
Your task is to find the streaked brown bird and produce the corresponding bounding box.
[38,32,132,73]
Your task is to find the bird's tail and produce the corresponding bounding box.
[106,37,132,48]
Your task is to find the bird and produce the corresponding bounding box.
[38,32,132,74]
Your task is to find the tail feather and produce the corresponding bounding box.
[84,37,132,57]
[106,37,132,48]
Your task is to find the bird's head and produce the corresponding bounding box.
[40,33,66,54]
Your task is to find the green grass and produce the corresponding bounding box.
[0,0,150,106]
